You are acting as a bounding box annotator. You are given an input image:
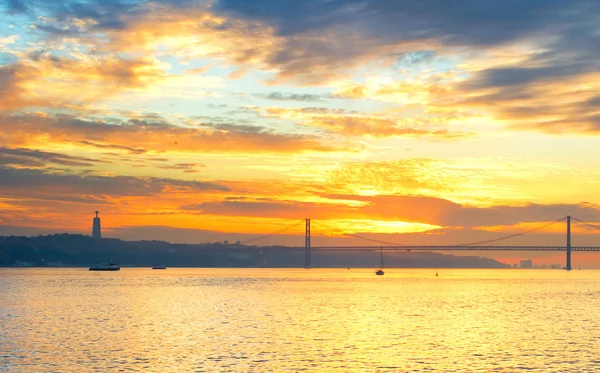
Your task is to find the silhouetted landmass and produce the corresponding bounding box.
[0,234,509,268]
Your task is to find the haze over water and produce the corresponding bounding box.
[2,268,600,372]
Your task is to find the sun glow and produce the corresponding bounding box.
[327,220,443,235]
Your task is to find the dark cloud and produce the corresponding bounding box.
[255,92,328,102]
[214,0,595,46]
[0,166,230,198]
[585,96,600,108]
[6,193,114,205]
[213,0,600,95]
[182,199,306,215]
[157,162,206,172]
[198,122,270,135]
[77,140,147,155]
[181,195,600,229]
[0,147,102,167]
[463,63,594,89]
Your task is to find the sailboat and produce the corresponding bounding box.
[376,245,384,275]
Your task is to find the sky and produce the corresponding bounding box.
[1,0,600,265]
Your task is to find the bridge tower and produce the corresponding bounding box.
[566,215,572,271]
[305,218,311,268]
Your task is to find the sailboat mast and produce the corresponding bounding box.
[380,245,384,268]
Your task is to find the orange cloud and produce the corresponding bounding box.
[0,56,168,111]
[0,64,38,110]
[319,158,600,206]
[0,113,346,154]
[256,107,470,138]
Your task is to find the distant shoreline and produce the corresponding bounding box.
[1,233,511,268]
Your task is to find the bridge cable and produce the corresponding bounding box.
[571,217,600,248]
[311,220,409,246]
[571,217,600,230]
[312,216,567,247]
[240,220,304,245]
[453,217,567,246]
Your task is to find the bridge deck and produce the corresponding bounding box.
[297,246,600,251]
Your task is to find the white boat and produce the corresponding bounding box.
[152,265,167,269]
[376,245,384,275]
[89,260,120,271]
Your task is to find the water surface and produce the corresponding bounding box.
[1,268,600,372]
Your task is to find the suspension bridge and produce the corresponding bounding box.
[237,216,600,270]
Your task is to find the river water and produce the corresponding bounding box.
[1,268,600,372]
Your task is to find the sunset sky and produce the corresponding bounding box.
[1,0,600,264]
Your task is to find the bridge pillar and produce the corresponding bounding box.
[566,215,572,271]
[305,218,311,268]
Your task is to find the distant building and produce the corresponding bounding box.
[520,259,533,268]
[92,211,102,239]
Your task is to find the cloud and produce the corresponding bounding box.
[157,162,206,173]
[319,158,600,206]
[213,0,595,46]
[76,140,147,155]
[0,112,346,154]
[451,69,600,134]
[182,194,600,230]
[464,64,592,89]
[333,77,455,104]
[0,64,33,110]
[4,1,404,84]
[6,0,600,88]
[0,166,230,198]
[0,147,103,167]
[6,0,598,136]
[255,92,328,102]
[0,56,169,111]
[256,106,470,138]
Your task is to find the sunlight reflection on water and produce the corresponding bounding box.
[1,268,600,372]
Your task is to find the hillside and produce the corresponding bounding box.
[0,234,509,268]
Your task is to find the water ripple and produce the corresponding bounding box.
[1,268,600,372]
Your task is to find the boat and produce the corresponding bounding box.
[376,245,384,275]
[152,265,167,269]
[89,260,120,271]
